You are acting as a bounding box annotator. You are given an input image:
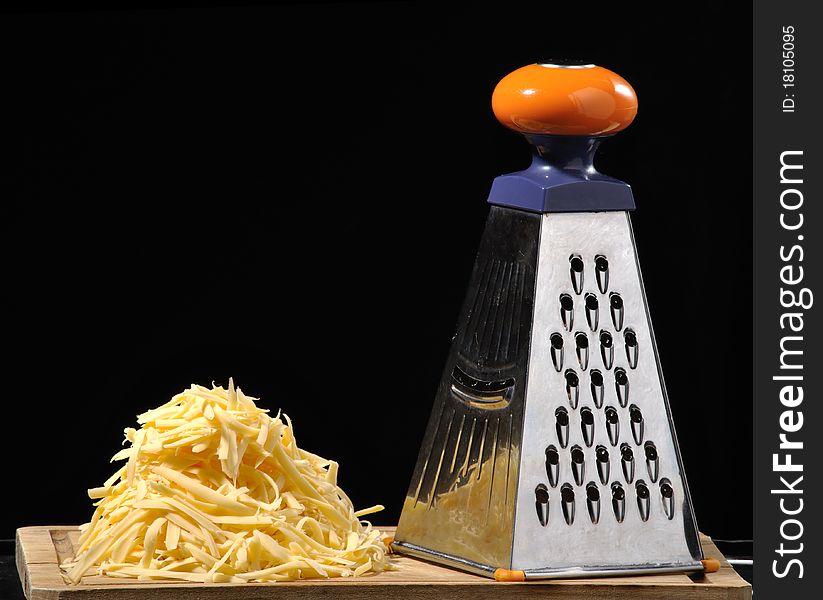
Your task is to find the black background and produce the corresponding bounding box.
[1,1,751,542]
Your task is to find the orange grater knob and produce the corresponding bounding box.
[492,63,638,136]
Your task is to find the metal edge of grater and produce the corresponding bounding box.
[393,62,704,580]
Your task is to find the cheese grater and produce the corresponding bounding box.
[393,63,705,580]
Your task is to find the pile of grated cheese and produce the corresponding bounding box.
[62,380,393,584]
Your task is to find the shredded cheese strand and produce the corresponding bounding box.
[61,380,393,583]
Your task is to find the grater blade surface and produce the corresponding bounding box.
[510,210,702,577]
[395,206,537,572]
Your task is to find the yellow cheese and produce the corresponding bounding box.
[61,380,393,584]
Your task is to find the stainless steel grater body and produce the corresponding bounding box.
[393,63,704,579]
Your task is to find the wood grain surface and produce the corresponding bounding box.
[16,526,751,599]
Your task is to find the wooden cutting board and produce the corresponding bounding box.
[16,526,751,599]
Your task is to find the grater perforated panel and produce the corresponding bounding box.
[511,211,701,575]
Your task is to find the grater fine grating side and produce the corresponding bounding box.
[393,62,704,580]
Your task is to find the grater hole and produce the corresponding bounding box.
[644,441,659,482]
[630,404,644,444]
[535,484,550,503]
[535,484,550,526]
[624,328,638,369]
[560,483,575,525]
[571,444,585,485]
[596,445,610,484]
[550,332,564,372]
[574,332,589,371]
[589,368,604,407]
[614,367,629,407]
[620,443,634,462]
[560,483,574,525]
[565,369,580,408]
[545,445,560,487]
[586,482,601,524]
[580,407,595,447]
[569,255,585,295]
[560,294,574,331]
[620,442,635,483]
[584,293,599,331]
[635,479,649,500]
[636,481,650,499]
[555,407,570,448]
[636,480,651,522]
[595,255,609,294]
[585,294,598,310]
[605,406,620,447]
[599,330,614,370]
[660,478,675,520]
[609,293,624,331]
[611,481,626,523]
[586,482,600,501]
